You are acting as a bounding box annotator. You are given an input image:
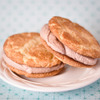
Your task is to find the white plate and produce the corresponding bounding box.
[0,48,100,92]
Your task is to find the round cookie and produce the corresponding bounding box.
[49,16,100,58]
[40,16,100,68]
[3,32,64,78]
[4,32,61,67]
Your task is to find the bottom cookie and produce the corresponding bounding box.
[6,63,64,78]
[41,38,96,68]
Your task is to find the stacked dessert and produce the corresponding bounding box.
[2,16,100,78]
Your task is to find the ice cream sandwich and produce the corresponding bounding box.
[2,32,64,78]
[40,16,100,68]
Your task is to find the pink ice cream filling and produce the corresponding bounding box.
[3,53,64,74]
[40,24,97,65]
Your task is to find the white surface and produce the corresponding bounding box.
[0,48,100,92]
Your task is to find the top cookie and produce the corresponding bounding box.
[49,16,100,58]
[3,32,61,67]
